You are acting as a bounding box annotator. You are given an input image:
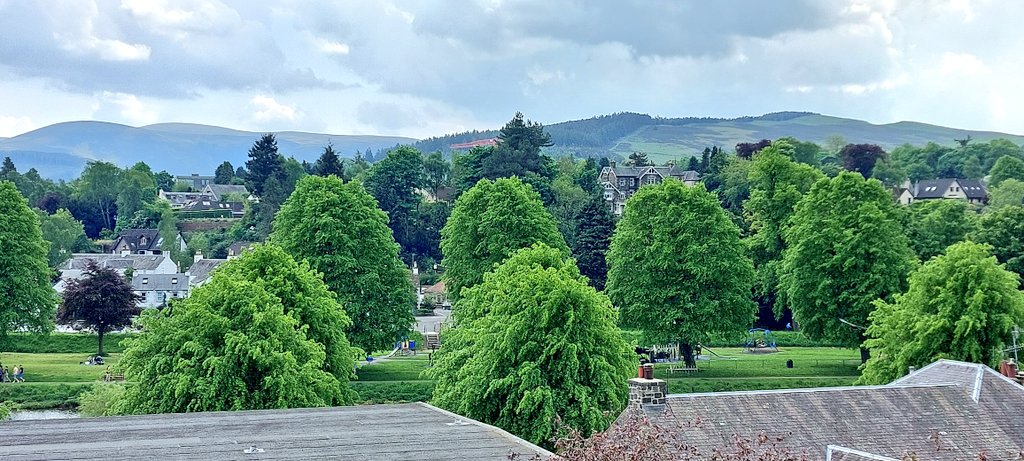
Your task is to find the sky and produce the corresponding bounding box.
[0,0,1021,139]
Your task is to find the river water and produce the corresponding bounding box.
[8,410,80,421]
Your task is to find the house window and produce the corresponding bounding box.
[644,176,658,185]
[630,178,636,186]
[618,178,626,187]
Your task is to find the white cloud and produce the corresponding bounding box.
[0,115,35,137]
[93,91,158,125]
[249,95,297,123]
[315,38,350,55]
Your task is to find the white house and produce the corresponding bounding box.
[132,273,189,308]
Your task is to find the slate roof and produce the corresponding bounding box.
[631,359,1024,461]
[0,402,552,460]
[132,273,188,292]
[957,179,988,199]
[186,258,227,285]
[180,199,244,214]
[112,229,162,252]
[609,165,699,181]
[60,254,169,271]
[204,184,250,200]
[159,190,210,207]
[911,178,987,200]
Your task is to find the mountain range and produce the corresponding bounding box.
[4,112,1023,180]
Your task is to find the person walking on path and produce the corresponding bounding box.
[16,365,25,382]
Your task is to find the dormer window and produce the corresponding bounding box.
[140,236,147,246]
[142,278,149,284]
[171,278,178,284]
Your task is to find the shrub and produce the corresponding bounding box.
[78,383,127,417]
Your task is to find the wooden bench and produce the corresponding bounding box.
[103,373,125,382]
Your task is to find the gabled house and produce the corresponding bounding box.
[180,198,245,218]
[201,184,251,202]
[185,253,227,287]
[623,359,1024,460]
[132,273,189,308]
[158,189,211,208]
[898,178,988,205]
[111,229,187,255]
[599,161,700,215]
[55,253,179,294]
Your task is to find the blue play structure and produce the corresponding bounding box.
[744,328,778,353]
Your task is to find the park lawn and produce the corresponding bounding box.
[356,354,431,382]
[0,353,121,383]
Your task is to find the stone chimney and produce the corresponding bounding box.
[629,371,668,411]
[999,360,1019,379]
[194,250,204,263]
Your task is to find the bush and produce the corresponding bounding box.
[350,381,434,404]
[78,383,127,417]
[0,383,91,409]
[0,400,13,420]
[2,333,136,354]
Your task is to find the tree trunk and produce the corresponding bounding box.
[679,342,695,368]
[860,346,869,364]
[97,329,105,357]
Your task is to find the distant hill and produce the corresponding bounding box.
[416,112,1024,164]
[0,122,415,180]
[7,113,1023,180]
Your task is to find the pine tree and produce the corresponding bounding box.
[214,161,235,184]
[245,134,284,197]
[571,195,615,290]
[313,143,345,178]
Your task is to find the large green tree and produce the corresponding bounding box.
[571,195,615,290]
[440,177,567,303]
[904,200,976,261]
[860,241,1024,384]
[245,133,284,197]
[482,112,555,180]
[779,172,915,358]
[0,181,56,344]
[57,262,141,355]
[972,205,1024,281]
[363,146,424,260]
[745,142,823,319]
[116,244,355,414]
[989,155,1024,187]
[989,179,1024,209]
[37,209,91,268]
[76,160,121,232]
[606,180,755,367]
[429,244,634,446]
[272,175,414,353]
[214,161,235,184]
[312,143,344,178]
[422,151,450,198]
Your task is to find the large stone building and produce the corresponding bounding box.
[599,162,700,215]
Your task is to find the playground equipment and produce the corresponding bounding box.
[744,328,779,353]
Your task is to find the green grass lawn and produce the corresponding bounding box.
[0,353,121,383]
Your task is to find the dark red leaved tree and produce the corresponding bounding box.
[58,261,141,355]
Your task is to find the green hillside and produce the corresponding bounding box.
[417,112,1024,165]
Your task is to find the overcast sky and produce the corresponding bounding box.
[0,0,1020,139]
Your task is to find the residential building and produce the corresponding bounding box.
[897,178,988,205]
[180,198,245,218]
[227,241,254,258]
[202,184,251,201]
[175,173,216,190]
[624,359,1024,460]
[55,253,179,293]
[186,254,227,287]
[132,273,189,308]
[599,161,700,215]
[0,402,551,460]
[111,229,187,255]
[158,189,210,208]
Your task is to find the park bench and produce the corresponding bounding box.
[103,372,125,382]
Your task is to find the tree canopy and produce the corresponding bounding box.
[571,195,615,290]
[606,180,755,366]
[904,199,976,261]
[117,244,356,413]
[36,208,91,268]
[989,179,1024,209]
[440,177,567,303]
[989,155,1024,188]
[779,172,915,353]
[860,241,1024,384]
[272,175,414,353]
[312,143,345,178]
[0,181,56,343]
[972,205,1024,281]
[839,143,886,178]
[428,244,634,446]
[57,261,141,355]
[363,146,424,260]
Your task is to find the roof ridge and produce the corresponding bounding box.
[417,402,554,457]
[667,382,957,399]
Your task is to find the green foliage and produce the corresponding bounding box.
[0,400,12,420]
[860,242,1024,384]
[36,208,90,268]
[78,383,127,417]
[244,134,284,197]
[0,181,57,343]
[272,175,414,353]
[350,381,434,404]
[988,179,1024,209]
[114,164,157,231]
[214,161,235,185]
[779,172,915,349]
[548,172,590,247]
[571,196,615,290]
[483,112,555,182]
[422,151,450,197]
[904,200,976,261]
[429,244,635,446]
[76,161,121,232]
[989,155,1024,187]
[312,143,344,178]
[607,180,755,363]
[718,157,751,211]
[440,177,567,302]
[744,142,824,316]
[0,383,90,410]
[118,244,356,413]
[363,146,425,260]
[972,205,1024,280]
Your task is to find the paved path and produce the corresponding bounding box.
[414,308,451,333]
